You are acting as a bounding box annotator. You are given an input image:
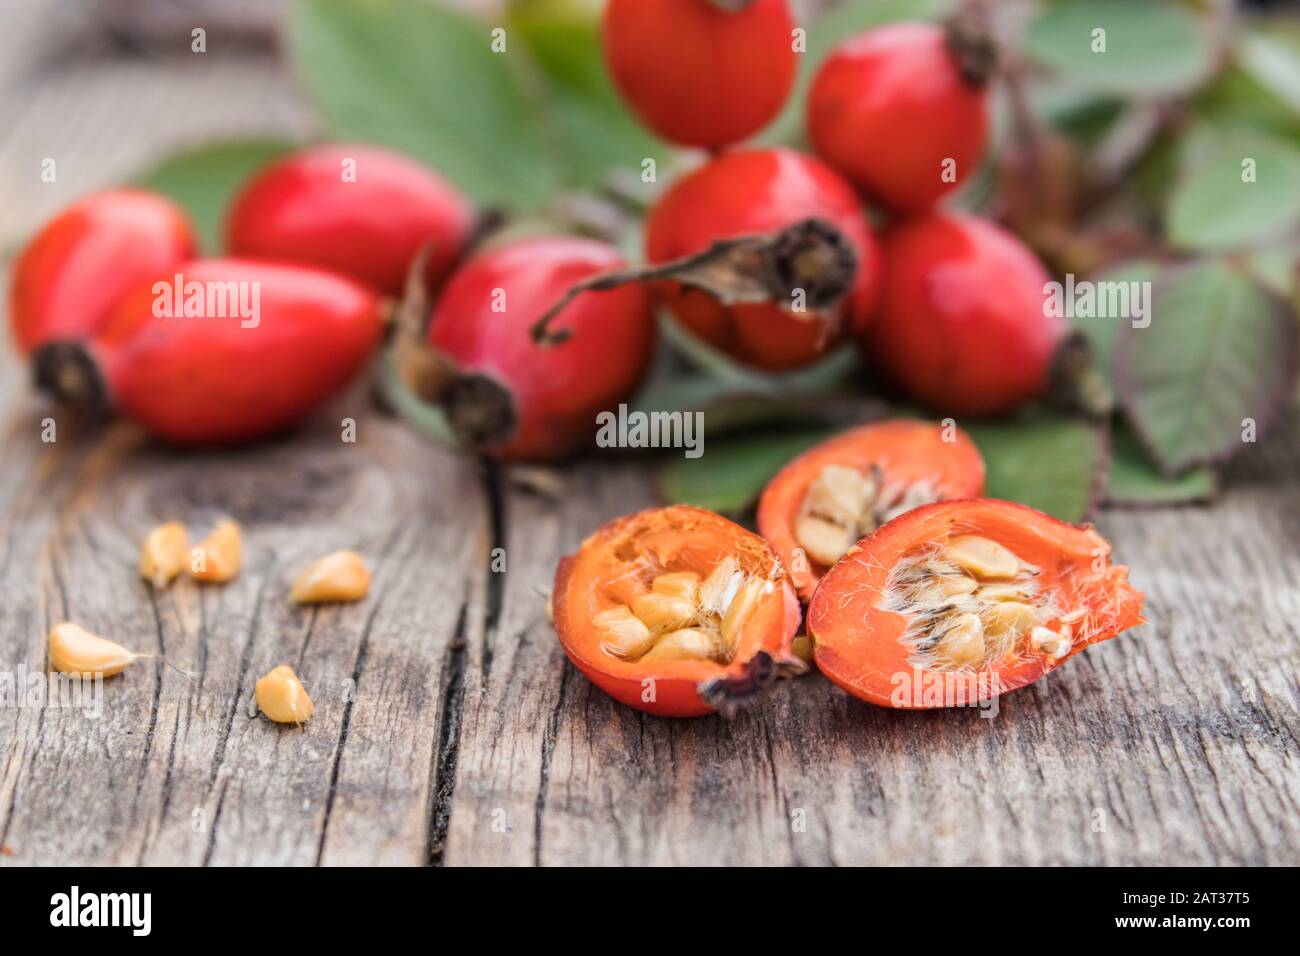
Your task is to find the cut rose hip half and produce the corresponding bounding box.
[758,419,985,601]
[806,499,1144,708]
[552,505,802,717]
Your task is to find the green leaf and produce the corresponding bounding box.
[1105,422,1218,507]
[1025,0,1213,97]
[509,0,666,191]
[1167,131,1300,251]
[134,139,296,251]
[1068,259,1162,394]
[1244,242,1300,302]
[1116,260,1300,474]
[1236,28,1300,120]
[289,0,564,209]
[966,412,1108,523]
[658,429,840,516]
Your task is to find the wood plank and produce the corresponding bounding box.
[0,390,486,865]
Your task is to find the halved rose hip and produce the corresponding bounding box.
[552,506,802,717]
[758,419,985,602]
[806,499,1144,708]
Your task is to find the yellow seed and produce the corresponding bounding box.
[720,578,764,651]
[139,521,188,589]
[48,622,137,677]
[1029,625,1072,661]
[935,613,986,668]
[983,601,1039,639]
[977,582,1030,602]
[190,519,242,583]
[631,571,700,632]
[699,555,743,617]
[805,465,873,526]
[595,605,656,659]
[291,550,371,604]
[794,515,854,567]
[942,535,1021,581]
[935,572,979,597]
[255,665,314,724]
[640,628,724,663]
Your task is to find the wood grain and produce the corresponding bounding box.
[0,1,1296,867]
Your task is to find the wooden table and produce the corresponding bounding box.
[1,2,1297,866]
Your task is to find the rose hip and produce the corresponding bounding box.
[425,236,656,461]
[35,259,383,445]
[10,189,196,354]
[226,144,473,296]
[645,148,882,371]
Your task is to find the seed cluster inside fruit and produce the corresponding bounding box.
[883,534,1079,671]
[595,555,770,665]
[794,464,942,567]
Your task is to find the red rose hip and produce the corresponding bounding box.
[603,0,797,150]
[865,212,1062,417]
[426,236,656,461]
[808,22,990,213]
[10,189,196,354]
[35,259,383,445]
[645,148,881,371]
[226,144,473,296]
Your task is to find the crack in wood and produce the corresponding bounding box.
[425,600,469,866]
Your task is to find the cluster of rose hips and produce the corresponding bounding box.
[10,0,1064,458]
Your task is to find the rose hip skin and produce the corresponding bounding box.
[49,259,382,445]
[226,144,473,296]
[808,22,988,213]
[645,148,882,371]
[10,189,196,355]
[866,212,1062,416]
[427,236,656,461]
[603,0,796,149]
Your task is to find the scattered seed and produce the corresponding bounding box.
[139,521,188,589]
[47,622,191,679]
[190,518,242,583]
[48,622,137,677]
[291,550,371,604]
[255,665,314,724]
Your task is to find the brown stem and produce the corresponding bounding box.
[529,216,859,347]
[943,2,998,87]
[1047,331,1113,421]
[705,0,759,11]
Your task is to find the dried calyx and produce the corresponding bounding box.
[795,464,942,567]
[883,534,1081,671]
[595,554,771,665]
[529,217,859,346]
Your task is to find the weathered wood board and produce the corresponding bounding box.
[0,1,1296,866]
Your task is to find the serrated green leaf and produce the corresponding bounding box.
[1117,261,1299,474]
[1025,0,1213,97]
[135,139,296,252]
[1105,422,1217,506]
[966,412,1107,523]
[1236,28,1300,120]
[657,429,841,516]
[1068,259,1162,394]
[289,0,563,209]
[1167,132,1300,251]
